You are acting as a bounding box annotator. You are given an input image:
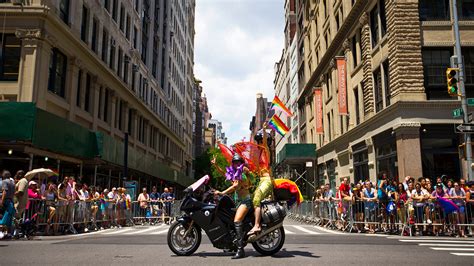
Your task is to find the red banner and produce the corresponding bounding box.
[314,88,323,134]
[336,56,348,115]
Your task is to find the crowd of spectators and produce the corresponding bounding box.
[312,174,474,237]
[0,169,176,239]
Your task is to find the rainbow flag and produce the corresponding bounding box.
[268,114,290,136]
[271,95,293,117]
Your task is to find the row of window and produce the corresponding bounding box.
[419,0,474,21]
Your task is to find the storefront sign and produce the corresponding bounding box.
[336,56,348,115]
[314,88,323,134]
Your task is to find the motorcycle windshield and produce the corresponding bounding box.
[188,175,210,192]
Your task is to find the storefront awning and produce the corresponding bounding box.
[276,143,317,165]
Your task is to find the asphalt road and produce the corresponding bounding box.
[2,220,474,265]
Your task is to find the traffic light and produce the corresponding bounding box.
[446,68,460,96]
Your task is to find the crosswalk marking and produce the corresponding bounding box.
[103,228,134,235]
[312,226,345,235]
[399,239,474,244]
[419,244,474,247]
[283,228,295,234]
[430,248,474,251]
[291,225,320,235]
[396,237,474,257]
[150,229,170,235]
[124,225,165,235]
[450,253,474,256]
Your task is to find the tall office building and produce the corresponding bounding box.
[0,0,196,189]
[296,0,474,187]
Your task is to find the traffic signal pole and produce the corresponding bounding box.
[452,0,473,181]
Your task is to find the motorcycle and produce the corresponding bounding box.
[167,175,288,257]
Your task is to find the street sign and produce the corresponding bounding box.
[455,123,474,133]
[453,108,463,118]
[468,98,474,106]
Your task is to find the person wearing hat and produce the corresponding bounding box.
[212,152,254,259]
[26,181,42,216]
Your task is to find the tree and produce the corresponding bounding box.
[194,147,229,190]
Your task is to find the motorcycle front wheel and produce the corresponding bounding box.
[167,221,202,256]
[251,227,285,256]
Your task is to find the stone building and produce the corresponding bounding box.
[296,0,474,187]
[0,0,196,189]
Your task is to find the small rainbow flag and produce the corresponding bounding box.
[271,95,293,117]
[268,114,290,136]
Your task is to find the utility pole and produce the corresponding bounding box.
[451,0,473,181]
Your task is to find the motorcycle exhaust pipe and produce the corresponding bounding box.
[247,221,283,243]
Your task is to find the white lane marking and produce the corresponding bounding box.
[399,240,474,244]
[284,228,295,234]
[150,229,170,235]
[430,248,474,251]
[450,253,474,256]
[312,226,345,235]
[419,244,474,247]
[124,226,165,235]
[291,225,320,235]
[102,228,135,235]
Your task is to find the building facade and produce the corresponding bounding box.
[296,0,474,187]
[0,0,196,189]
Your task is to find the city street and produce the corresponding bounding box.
[2,220,473,265]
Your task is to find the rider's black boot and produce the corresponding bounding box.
[232,222,246,259]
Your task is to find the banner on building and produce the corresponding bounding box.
[336,56,348,115]
[314,88,323,134]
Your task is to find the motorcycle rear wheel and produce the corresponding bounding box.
[251,227,285,256]
[167,221,201,256]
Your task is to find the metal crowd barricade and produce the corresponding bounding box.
[288,197,474,236]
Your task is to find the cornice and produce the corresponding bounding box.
[316,100,462,154]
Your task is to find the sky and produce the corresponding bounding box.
[195,0,285,145]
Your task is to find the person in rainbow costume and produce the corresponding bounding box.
[212,152,255,259]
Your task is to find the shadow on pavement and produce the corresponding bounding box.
[181,248,320,259]
[270,248,320,259]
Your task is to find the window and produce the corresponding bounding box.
[128,109,134,135]
[458,0,474,20]
[422,48,452,99]
[354,86,360,125]
[91,17,99,53]
[103,0,110,12]
[126,15,131,40]
[109,38,115,70]
[383,60,390,107]
[112,0,118,22]
[0,34,21,81]
[419,0,450,21]
[351,34,358,69]
[101,29,108,62]
[133,26,138,49]
[119,4,125,32]
[141,0,150,63]
[76,70,82,107]
[124,56,129,83]
[48,48,67,98]
[98,87,103,119]
[81,5,89,43]
[117,47,123,78]
[370,0,387,48]
[103,88,109,122]
[373,67,383,112]
[84,73,91,113]
[370,5,379,48]
[152,37,159,78]
[59,0,70,24]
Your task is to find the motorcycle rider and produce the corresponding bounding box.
[212,153,254,259]
[248,126,274,236]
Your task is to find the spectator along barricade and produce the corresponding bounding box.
[289,197,474,237]
[15,198,181,238]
